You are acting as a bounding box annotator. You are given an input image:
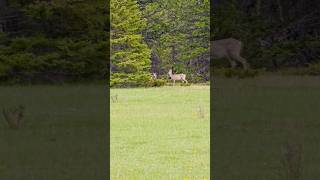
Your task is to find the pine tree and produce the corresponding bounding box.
[110,0,151,87]
[143,0,209,78]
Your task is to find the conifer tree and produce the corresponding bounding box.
[110,0,151,87]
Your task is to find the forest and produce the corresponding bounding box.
[112,0,320,87]
[111,0,210,87]
[0,0,210,86]
[0,0,108,84]
[212,0,320,73]
[1,0,319,85]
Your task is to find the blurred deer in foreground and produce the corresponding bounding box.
[168,69,188,85]
[2,105,25,129]
[211,38,250,69]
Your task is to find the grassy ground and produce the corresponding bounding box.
[111,85,210,179]
[213,75,320,179]
[0,84,107,179]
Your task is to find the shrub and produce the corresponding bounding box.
[305,63,320,75]
[213,68,261,78]
[180,82,191,86]
[189,75,208,83]
[110,73,153,88]
[279,62,320,76]
[150,79,167,87]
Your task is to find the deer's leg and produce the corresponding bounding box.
[229,59,237,69]
[226,54,237,68]
[236,56,250,70]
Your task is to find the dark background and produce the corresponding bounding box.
[0,0,108,84]
[0,1,109,179]
[212,0,320,71]
[211,0,320,179]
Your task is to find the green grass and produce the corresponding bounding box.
[0,84,107,179]
[111,85,210,179]
[213,75,320,180]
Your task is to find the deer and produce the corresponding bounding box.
[151,72,157,80]
[168,69,188,85]
[211,38,250,69]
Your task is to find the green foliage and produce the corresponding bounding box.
[0,35,107,81]
[305,63,320,75]
[149,78,167,87]
[110,72,151,88]
[180,82,191,86]
[213,0,320,71]
[0,0,108,84]
[214,68,261,78]
[143,0,209,80]
[110,0,152,87]
[280,62,320,76]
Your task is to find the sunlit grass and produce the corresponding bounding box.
[111,85,210,179]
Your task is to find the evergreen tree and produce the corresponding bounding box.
[143,0,210,80]
[110,0,151,87]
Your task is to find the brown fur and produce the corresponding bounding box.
[168,69,188,85]
[211,38,250,69]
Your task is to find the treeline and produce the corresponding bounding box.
[111,0,209,87]
[0,0,108,84]
[213,0,320,72]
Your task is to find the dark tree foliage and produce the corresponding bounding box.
[0,0,108,84]
[212,0,320,70]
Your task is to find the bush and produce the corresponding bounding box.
[304,63,320,75]
[180,82,191,86]
[111,73,155,88]
[150,79,167,87]
[189,75,208,83]
[110,72,168,88]
[280,62,320,76]
[213,68,261,78]
[0,36,107,83]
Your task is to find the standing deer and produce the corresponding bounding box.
[168,69,188,85]
[211,38,250,69]
[152,72,157,79]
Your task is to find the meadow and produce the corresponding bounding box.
[111,85,210,179]
[213,75,320,179]
[0,84,108,179]
[2,75,319,179]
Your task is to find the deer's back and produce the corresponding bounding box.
[211,38,242,58]
[171,74,186,80]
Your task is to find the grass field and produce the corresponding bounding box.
[213,75,320,179]
[0,84,107,179]
[3,75,319,179]
[111,85,210,179]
